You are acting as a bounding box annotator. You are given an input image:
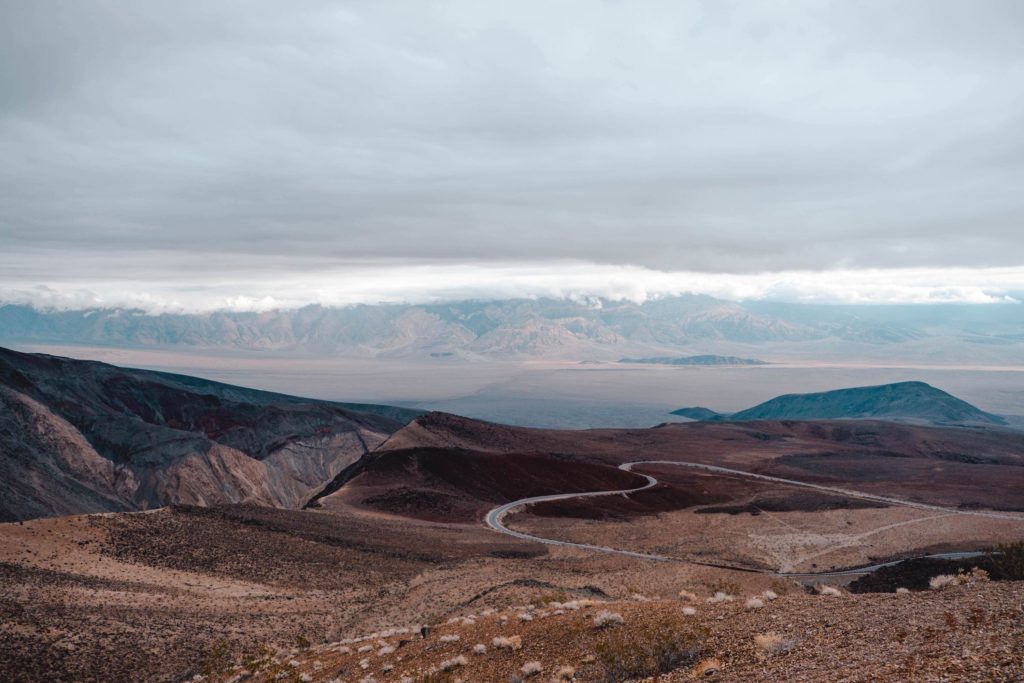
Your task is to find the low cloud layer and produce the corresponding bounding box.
[2,1,1023,299]
[2,261,1021,313]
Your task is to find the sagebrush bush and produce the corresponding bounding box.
[520,660,542,677]
[816,585,842,597]
[594,611,624,628]
[594,613,704,682]
[473,643,487,655]
[929,574,958,590]
[745,597,764,610]
[761,589,778,601]
[682,606,696,616]
[440,634,461,643]
[706,591,734,603]
[493,635,523,651]
[440,655,468,671]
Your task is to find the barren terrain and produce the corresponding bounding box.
[2,413,1023,682]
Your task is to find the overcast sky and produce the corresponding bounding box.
[2,0,1023,310]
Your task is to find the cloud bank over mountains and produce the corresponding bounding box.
[2,263,1021,314]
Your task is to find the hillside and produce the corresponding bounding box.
[672,381,1007,426]
[0,347,421,521]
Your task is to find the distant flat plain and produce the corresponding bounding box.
[15,343,1024,428]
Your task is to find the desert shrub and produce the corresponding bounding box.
[816,585,842,597]
[473,643,487,655]
[378,645,395,655]
[594,611,624,628]
[493,635,523,651]
[678,589,699,602]
[753,632,796,656]
[745,597,764,610]
[706,591,734,603]
[439,634,461,643]
[520,660,542,677]
[929,574,958,591]
[989,541,1024,580]
[440,655,468,671]
[682,606,696,616]
[554,664,576,680]
[518,612,534,622]
[594,613,704,682]
[761,589,778,601]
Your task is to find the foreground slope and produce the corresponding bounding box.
[673,381,1007,426]
[0,346,420,521]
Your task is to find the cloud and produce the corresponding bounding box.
[1,261,1020,313]
[1,1,1023,284]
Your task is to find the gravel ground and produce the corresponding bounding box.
[210,580,1023,683]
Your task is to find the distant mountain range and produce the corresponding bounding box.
[0,346,421,521]
[672,381,1007,426]
[1,296,1021,360]
[620,354,767,365]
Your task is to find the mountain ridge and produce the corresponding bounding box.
[3,297,1020,360]
[0,346,422,521]
[671,381,1007,426]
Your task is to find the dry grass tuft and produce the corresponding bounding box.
[520,660,542,677]
[816,585,842,597]
[553,664,575,680]
[753,632,796,657]
[929,574,959,590]
[472,643,487,655]
[594,611,625,628]
[706,591,734,604]
[678,589,699,603]
[440,634,461,643]
[761,589,778,601]
[744,597,764,610]
[493,635,523,651]
[440,654,468,671]
[682,606,696,616]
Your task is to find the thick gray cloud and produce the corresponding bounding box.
[2,0,1024,288]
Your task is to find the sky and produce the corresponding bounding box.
[2,0,1023,311]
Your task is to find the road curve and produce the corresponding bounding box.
[484,459,1023,576]
[484,471,669,561]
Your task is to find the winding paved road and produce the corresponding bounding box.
[484,459,1023,576]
